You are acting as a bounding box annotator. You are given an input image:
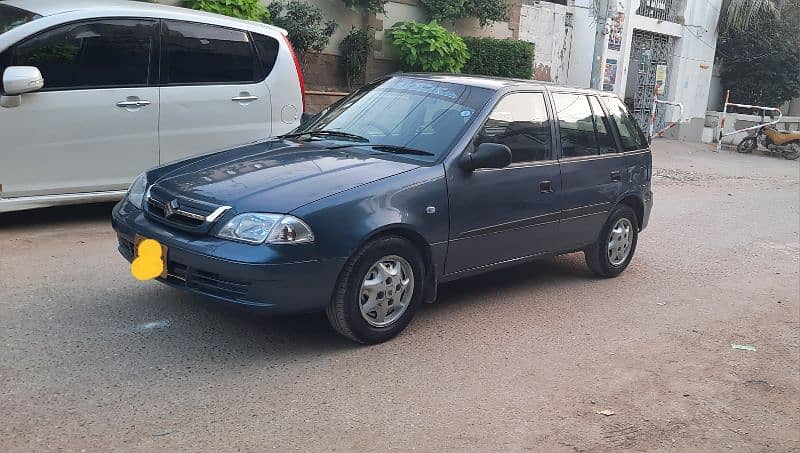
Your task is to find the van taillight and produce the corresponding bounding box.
[282,34,305,112]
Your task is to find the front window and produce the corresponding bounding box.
[10,19,158,91]
[475,92,552,163]
[0,4,40,35]
[297,76,494,162]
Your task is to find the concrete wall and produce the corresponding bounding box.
[154,0,520,91]
[518,0,572,83]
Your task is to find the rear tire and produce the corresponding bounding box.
[584,204,639,278]
[737,137,757,153]
[326,236,424,344]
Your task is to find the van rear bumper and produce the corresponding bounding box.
[641,190,653,231]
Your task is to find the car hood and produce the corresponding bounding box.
[149,140,421,214]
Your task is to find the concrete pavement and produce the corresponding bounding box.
[1,140,798,451]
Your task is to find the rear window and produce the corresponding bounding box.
[601,96,649,151]
[162,21,259,85]
[0,4,40,35]
[252,33,279,79]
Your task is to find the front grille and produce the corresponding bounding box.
[162,260,251,301]
[147,197,208,229]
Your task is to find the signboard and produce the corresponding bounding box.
[603,59,618,92]
[608,12,625,51]
[655,64,667,95]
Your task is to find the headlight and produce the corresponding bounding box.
[127,173,147,209]
[217,213,314,245]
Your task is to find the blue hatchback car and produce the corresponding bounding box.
[112,74,653,344]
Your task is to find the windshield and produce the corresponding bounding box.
[297,76,494,162]
[0,4,40,35]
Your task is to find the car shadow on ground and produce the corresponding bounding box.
[429,254,593,313]
[107,255,596,362]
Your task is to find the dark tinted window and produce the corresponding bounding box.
[1,4,40,35]
[252,33,279,79]
[589,96,617,153]
[476,92,552,163]
[12,19,156,90]
[602,96,649,151]
[553,93,598,158]
[163,21,257,84]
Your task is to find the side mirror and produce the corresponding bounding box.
[1,66,43,108]
[461,143,512,171]
[3,66,44,95]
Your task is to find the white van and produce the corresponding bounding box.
[0,0,305,212]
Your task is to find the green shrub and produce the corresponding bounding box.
[461,37,533,79]
[183,0,271,22]
[268,1,337,64]
[418,0,507,28]
[387,21,469,73]
[342,0,384,14]
[339,26,373,88]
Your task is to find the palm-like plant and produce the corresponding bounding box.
[718,0,779,33]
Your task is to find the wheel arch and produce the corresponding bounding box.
[356,224,438,303]
[618,194,645,231]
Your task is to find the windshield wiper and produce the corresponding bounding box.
[281,129,370,143]
[370,145,435,156]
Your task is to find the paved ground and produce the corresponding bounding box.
[1,140,798,452]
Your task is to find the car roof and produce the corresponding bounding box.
[2,0,285,34]
[399,73,614,96]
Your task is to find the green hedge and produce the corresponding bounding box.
[461,37,534,79]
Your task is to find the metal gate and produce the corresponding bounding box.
[630,30,674,131]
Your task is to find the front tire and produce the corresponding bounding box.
[737,137,757,153]
[783,142,800,160]
[326,236,424,344]
[584,204,639,278]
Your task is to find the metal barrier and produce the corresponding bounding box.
[716,89,783,152]
[648,95,685,142]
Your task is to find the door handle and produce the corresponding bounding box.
[539,180,554,194]
[610,170,622,182]
[232,95,259,102]
[116,100,151,108]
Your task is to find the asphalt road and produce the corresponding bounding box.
[1,140,798,451]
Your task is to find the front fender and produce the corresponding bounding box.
[291,165,449,266]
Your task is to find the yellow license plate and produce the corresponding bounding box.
[133,235,168,279]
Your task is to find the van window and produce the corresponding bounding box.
[589,96,617,153]
[252,33,279,79]
[11,19,157,90]
[162,21,258,85]
[601,96,649,151]
[475,92,552,163]
[553,93,598,158]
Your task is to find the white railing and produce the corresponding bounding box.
[716,89,783,152]
[648,95,685,142]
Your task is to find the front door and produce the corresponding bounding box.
[446,92,561,275]
[0,19,159,197]
[552,92,625,251]
[158,20,271,165]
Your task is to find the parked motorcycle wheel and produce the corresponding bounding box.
[737,137,757,153]
[784,142,800,160]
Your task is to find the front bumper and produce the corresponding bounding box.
[112,201,347,314]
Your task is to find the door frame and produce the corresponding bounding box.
[441,88,564,277]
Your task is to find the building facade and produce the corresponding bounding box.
[520,0,722,142]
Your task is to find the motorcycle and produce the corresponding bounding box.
[737,123,800,160]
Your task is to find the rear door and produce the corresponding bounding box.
[552,92,624,251]
[0,18,159,197]
[446,91,561,274]
[158,20,271,164]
